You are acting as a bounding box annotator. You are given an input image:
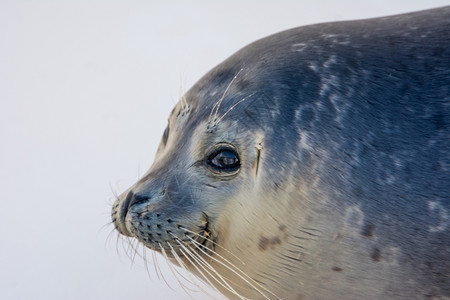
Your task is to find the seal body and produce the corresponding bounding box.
[112,7,450,299]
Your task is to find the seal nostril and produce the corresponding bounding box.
[121,192,133,216]
[116,191,151,238]
[128,193,151,209]
[121,191,143,216]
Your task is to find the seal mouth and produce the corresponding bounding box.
[119,204,216,259]
[156,222,215,260]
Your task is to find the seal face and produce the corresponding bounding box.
[112,7,450,299]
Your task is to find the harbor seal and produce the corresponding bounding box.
[112,7,450,299]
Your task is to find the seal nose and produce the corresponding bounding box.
[119,191,150,220]
[113,190,151,237]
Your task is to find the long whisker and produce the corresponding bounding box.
[174,241,223,299]
[154,249,176,291]
[183,240,249,300]
[159,243,194,296]
[124,236,147,266]
[122,236,136,263]
[166,241,209,298]
[102,220,119,247]
[209,68,244,123]
[216,92,256,124]
[152,251,161,281]
[158,243,200,298]
[115,231,122,257]
[142,245,156,282]
[180,227,246,266]
[188,237,280,300]
[171,233,242,299]
[130,239,140,265]
[163,243,200,287]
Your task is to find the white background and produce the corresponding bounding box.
[1,1,449,299]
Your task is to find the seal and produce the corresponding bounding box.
[112,7,450,299]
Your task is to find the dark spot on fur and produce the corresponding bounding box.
[332,266,343,272]
[259,236,269,251]
[279,225,287,232]
[371,247,381,262]
[259,235,282,251]
[361,223,375,237]
[272,237,281,247]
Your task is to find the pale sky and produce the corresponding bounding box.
[1,1,449,299]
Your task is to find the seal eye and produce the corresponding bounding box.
[207,147,240,172]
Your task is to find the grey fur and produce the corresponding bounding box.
[112,7,450,299]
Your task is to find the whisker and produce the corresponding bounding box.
[216,92,256,124]
[159,243,193,296]
[179,227,246,266]
[209,67,244,123]
[154,250,176,292]
[115,231,122,257]
[130,239,140,265]
[171,233,240,299]
[183,241,249,300]
[188,237,280,300]
[142,245,154,281]
[152,251,161,281]
[164,244,197,288]
[125,237,144,266]
[104,226,118,249]
[175,243,223,299]
[121,236,134,262]
[166,241,207,298]
[109,182,120,200]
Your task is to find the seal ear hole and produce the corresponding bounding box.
[206,145,240,173]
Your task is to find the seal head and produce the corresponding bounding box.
[112,7,450,299]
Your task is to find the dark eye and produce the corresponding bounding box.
[207,147,240,172]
